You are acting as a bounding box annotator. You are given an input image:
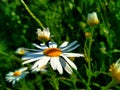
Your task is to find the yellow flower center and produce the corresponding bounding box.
[87,20,99,26]
[44,48,62,57]
[19,49,26,55]
[13,71,22,76]
[38,35,50,42]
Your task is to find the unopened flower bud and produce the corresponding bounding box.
[87,12,99,26]
[36,27,51,42]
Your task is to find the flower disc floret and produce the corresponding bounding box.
[44,48,62,57]
[13,71,22,76]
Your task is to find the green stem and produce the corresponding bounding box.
[48,67,59,90]
[74,70,87,87]
[20,0,44,29]
[102,79,117,90]
[87,62,91,90]
[0,51,21,62]
[85,27,94,90]
[88,27,94,61]
[0,50,9,56]
[0,84,12,90]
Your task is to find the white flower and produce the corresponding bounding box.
[31,65,47,73]
[87,12,99,26]
[36,27,51,42]
[22,41,84,74]
[15,47,28,55]
[5,67,29,85]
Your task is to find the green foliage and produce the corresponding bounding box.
[1,0,120,90]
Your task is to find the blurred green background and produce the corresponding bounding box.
[1,0,120,89]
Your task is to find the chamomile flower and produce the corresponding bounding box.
[31,65,47,73]
[5,67,29,85]
[15,47,28,55]
[22,41,84,74]
[36,27,51,42]
[109,59,120,83]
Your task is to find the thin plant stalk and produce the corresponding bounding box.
[84,27,95,90]
[20,0,44,29]
[48,67,59,90]
[101,79,117,90]
[0,51,21,62]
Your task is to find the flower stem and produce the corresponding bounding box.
[87,63,91,90]
[102,79,117,90]
[88,27,94,61]
[20,0,44,29]
[84,27,95,90]
[0,51,21,62]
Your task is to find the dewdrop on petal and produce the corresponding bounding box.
[36,27,51,42]
[109,59,120,83]
[87,12,99,26]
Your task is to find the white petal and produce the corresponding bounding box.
[6,77,14,82]
[7,78,13,82]
[20,73,27,78]
[50,57,58,70]
[21,56,32,60]
[19,67,28,72]
[12,80,16,85]
[60,57,73,74]
[61,54,77,70]
[16,77,20,81]
[62,44,80,52]
[22,54,44,60]
[50,57,63,74]
[22,57,41,65]
[59,41,68,48]
[38,57,50,68]
[48,42,57,48]
[32,56,50,69]
[25,48,42,52]
[56,59,63,74]
[61,41,78,51]
[40,43,48,48]
[32,43,48,50]
[31,60,41,69]
[23,71,29,75]
[63,53,84,57]
[25,51,43,56]
[6,72,14,76]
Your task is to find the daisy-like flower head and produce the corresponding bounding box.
[109,59,120,83]
[5,67,29,85]
[15,47,28,55]
[22,41,84,74]
[36,27,51,42]
[87,12,99,26]
[31,65,47,73]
